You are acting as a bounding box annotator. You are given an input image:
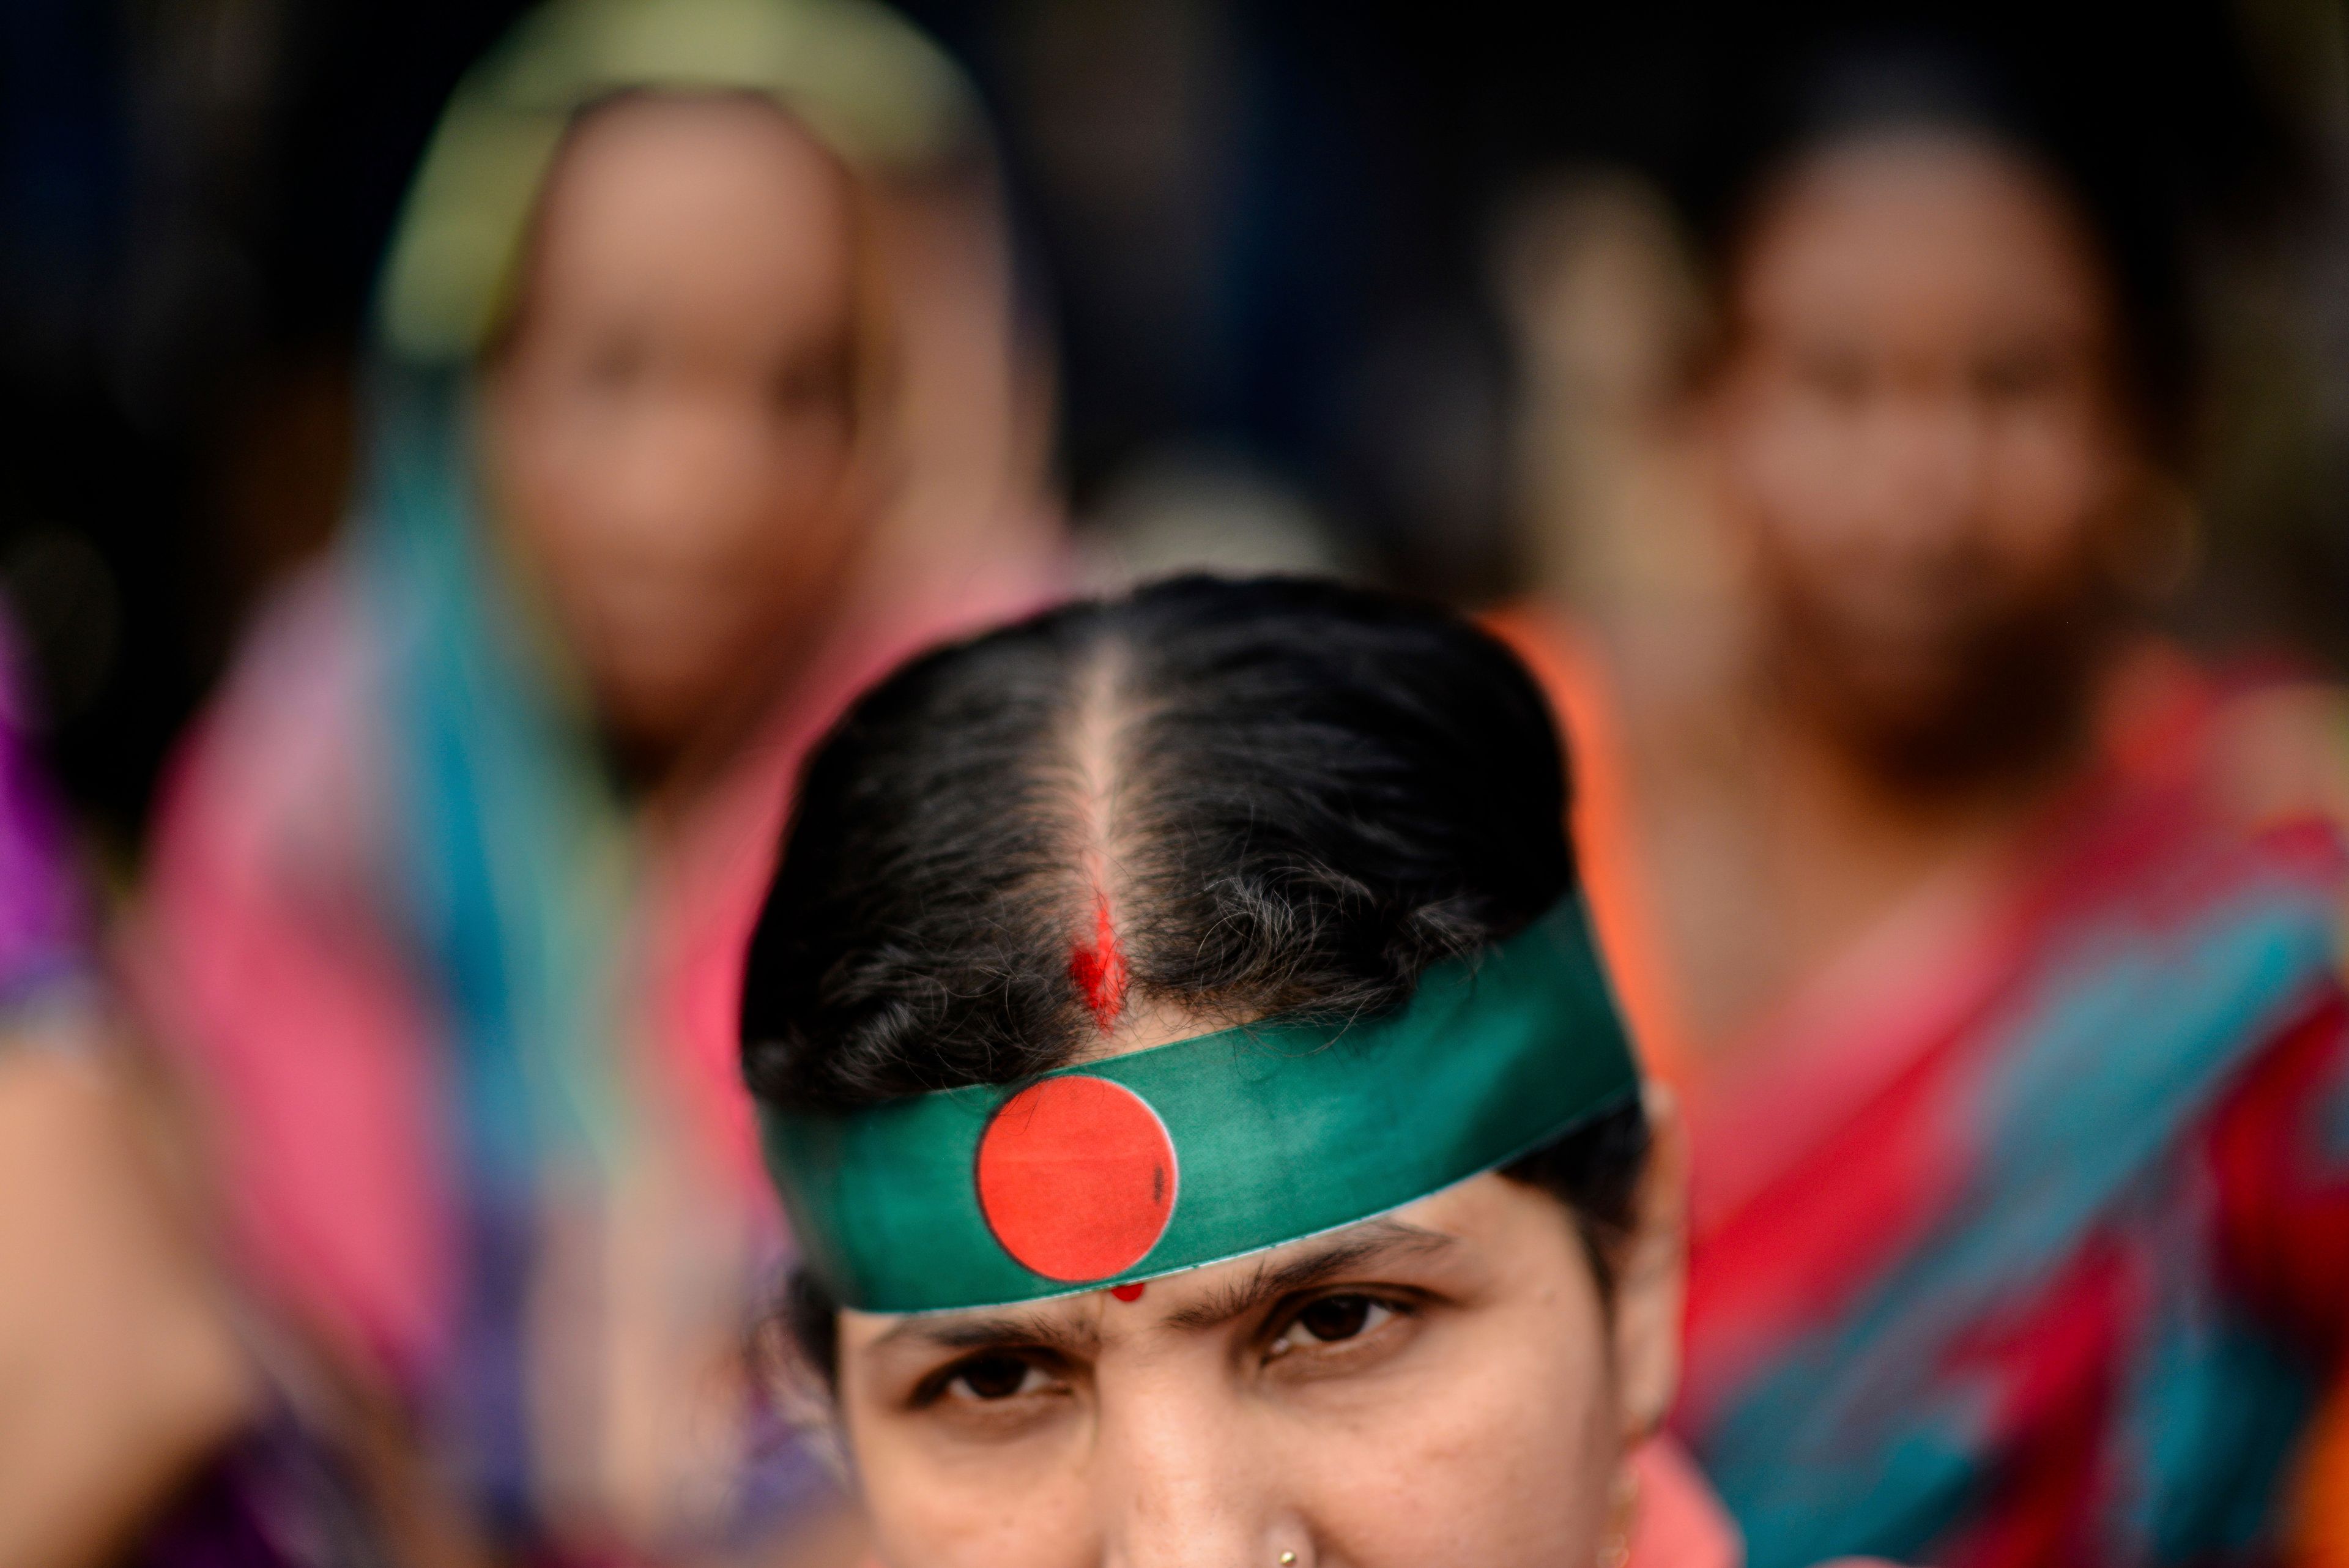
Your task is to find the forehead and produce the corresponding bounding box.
[1735,132,2110,335]
[521,94,855,313]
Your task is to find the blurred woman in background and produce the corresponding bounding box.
[133,0,1056,1558]
[1496,43,2349,1568]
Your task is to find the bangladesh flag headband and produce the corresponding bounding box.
[758,895,1640,1313]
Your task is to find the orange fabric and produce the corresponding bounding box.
[2298,1377,2349,1568]
[1484,603,1696,1084]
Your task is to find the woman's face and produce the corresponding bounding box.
[1707,132,2145,764]
[829,1077,1684,1568]
[483,95,866,768]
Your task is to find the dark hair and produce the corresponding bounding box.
[1682,32,2195,451]
[740,575,1648,1378]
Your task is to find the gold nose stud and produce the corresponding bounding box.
[1278,1555,1297,1566]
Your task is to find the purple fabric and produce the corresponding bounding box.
[131,1413,380,1568]
[0,615,85,1001]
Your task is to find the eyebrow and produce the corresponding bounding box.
[1159,1218,1457,1332]
[872,1308,1100,1359]
[866,1218,1459,1357]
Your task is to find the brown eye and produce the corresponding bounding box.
[1296,1295,1376,1343]
[1263,1292,1417,1367]
[771,346,850,415]
[1800,349,1871,407]
[948,1353,1039,1402]
[584,337,645,390]
[1976,348,2061,403]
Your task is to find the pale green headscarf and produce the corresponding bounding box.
[377,0,977,363]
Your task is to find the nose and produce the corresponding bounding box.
[1094,1381,1287,1568]
[598,387,768,562]
[1866,385,1987,561]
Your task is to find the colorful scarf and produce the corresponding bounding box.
[1493,610,2349,1568]
[1678,772,2349,1568]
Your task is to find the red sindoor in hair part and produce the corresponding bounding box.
[1069,895,1129,1031]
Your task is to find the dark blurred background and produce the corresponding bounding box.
[6,0,2345,852]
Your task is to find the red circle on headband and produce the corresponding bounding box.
[976,1076,1178,1283]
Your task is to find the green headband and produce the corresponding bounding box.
[759,896,1641,1314]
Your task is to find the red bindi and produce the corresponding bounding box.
[1109,1283,1146,1302]
[1068,894,1129,1031]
